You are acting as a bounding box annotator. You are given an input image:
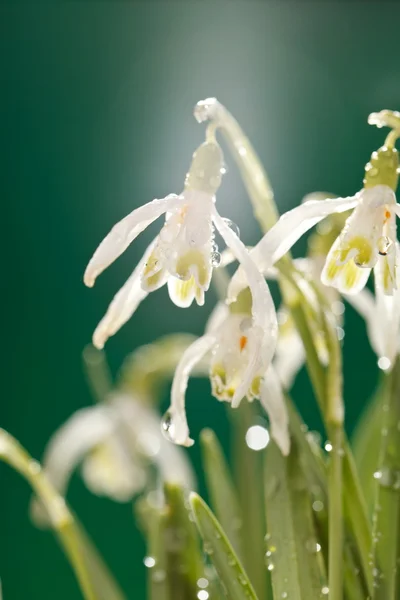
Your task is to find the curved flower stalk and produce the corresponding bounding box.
[84,123,252,349]
[30,393,194,527]
[163,234,289,454]
[227,110,400,303]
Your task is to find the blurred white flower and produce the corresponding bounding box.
[84,130,252,349]
[30,394,194,526]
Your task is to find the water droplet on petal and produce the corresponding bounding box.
[211,251,221,267]
[197,591,209,600]
[222,218,240,238]
[161,410,180,444]
[378,236,393,256]
[378,356,392,371]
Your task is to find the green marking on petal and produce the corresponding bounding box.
[175,249,209,287]
[325,252,342,282]
[343,260,362,290]
[229,287,252,316]
[339,236,373,267]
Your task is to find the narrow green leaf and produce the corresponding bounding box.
[146,507,170,600]
[265,439,324,600]
[288,399,367,600]
[200,428,243,557]
[73,518,127,600]
[231,402,269,600]
[352,382,385,514]
[163,484,205,600]
[190,492,259,600]
[372,361,400,600]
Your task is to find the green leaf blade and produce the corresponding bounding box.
[190,492,259,600]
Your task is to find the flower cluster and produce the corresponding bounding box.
[83,100,400,461]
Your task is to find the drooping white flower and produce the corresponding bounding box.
[345,243,400,373]
[228,144,400,303]
[30,394,194,526]
[162,220,288,455]
[84,128,249,349]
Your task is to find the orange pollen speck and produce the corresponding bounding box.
[239,336,248,351]
[385,210,391,221]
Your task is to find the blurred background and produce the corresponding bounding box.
[1,2,400,598]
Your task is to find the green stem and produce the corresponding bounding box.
[0,429,97,600]
[328,425,343,600]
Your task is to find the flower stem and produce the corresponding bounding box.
[328,424,343,600]
[0,429,98,600]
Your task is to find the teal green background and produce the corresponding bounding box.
[1,2,399,598]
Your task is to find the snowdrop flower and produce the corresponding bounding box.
[162,222,289,455]
[228,110,400,302]
[30,394,194,526]
[263,197,348,389]
[346,243,400,373]
[84,126,247,349]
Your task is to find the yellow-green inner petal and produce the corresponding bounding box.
[176,249,209,287]
[339,236,373,267]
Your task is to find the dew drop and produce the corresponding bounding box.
[143,556,156,568]
[281,594,288,599]
[267,563,275,571]
[28,460,42,475]
[211,251,221,267]
[245,425,270,451]
[378,236,392,256]
[324,441,333,452]
[161,410,179,444]
[312,500,324,512]
[197,578,209,589]
[222,218,240,238]
[378,356,392,371]
[321,586,329,595]
[227,554,236,566]
[152,570,166,583]
[197,591,209,600]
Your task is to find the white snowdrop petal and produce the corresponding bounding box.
[92,240,160,349]
[113,395,195,490]
[205,302,230,333]
[84,194,183,287]
[213,207,278,407]
[169,334,217,446]
[227,195,359,302]
[395,203,400,219]
[344,289,384,359]
[259,366,290,456]
[30,406,115,526]
[273,325,305,390]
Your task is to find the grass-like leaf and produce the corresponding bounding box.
[200,428,243,557]
[190,492,259,600]
[371,361,400,600]
[352,382,385,514]
[163,484,205,600]
[231,402,269,599]
[264,439,325,600]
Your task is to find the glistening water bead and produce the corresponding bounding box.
[222,218,240,239]
[161,409,177,443]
